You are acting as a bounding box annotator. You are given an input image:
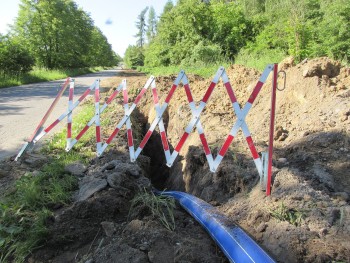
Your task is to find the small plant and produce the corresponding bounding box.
[129,189,176,231]
[270,202,304,226]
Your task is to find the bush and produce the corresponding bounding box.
[181,41,223,66]
[0,36,34,77]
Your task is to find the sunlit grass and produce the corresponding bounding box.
[0,66,107,89]
[234,48,286,71]
[0,103,101,262]
[138,61,230,78]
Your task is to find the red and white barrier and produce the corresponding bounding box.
[16,65,280,195]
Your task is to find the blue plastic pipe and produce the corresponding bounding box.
[156,190,276,263]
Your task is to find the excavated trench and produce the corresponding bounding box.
[133,107,259,204]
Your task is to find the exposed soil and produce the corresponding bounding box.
[1,57,349,262]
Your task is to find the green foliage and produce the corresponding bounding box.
[270,202,304,226]
[235,48,286,70]
[0,67,102,89]
[13,0,116,69]
[124,45,145,69]
[0,153,81,262]
[140,0,350,72]
[129,189,176,231]
[0,104,97,261]
[0,35,34,76]
[146,6,157,43]
[135,7,149,48]
[139,61,230,78]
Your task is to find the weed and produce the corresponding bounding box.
[129,189,176,231]
[270,202,304,226]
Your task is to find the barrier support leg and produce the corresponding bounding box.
[266,63,278,196]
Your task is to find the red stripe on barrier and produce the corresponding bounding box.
[95,89,100,103]
[28,78,70,142]
[246,136,259,159]
[152,88,159,104]
[175,132,189,152]
[96,126,101,143]
[106,128,120,144]
[165,84,177,104]
[69,88,74,101]
[134,88,147,105]
[219,135,234,156]
[67,123,72,138]
[199,133,210,155]
[202,82,216,103]
[76,125,89,140]
[127,129,133,147]
[106,90,119,104]
[160,131,169,151]
[79,88,91,102]
[123,89,128,104]
[184,84,193,103]
[248,81,264,104]
[44,119,60,133]
[139,130,152,149]
[224,82,237,103]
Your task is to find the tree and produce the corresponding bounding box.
[146,6,157,43]
[162,0,174,14]
[124,45,145,69]
[135,7,149,48]
[13,0,116,69]
[0,35,34,76]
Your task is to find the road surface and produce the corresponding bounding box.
[0,69,118,160]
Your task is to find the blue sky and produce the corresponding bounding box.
[0,0,170,56]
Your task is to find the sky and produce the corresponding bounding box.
[0,0,170,56]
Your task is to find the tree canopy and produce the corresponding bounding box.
[0,0,120,75]
[126,0,350,69]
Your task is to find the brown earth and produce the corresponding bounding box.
[1,57,349,262]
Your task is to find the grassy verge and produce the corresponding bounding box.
[0,103,97,262]
[0,67,107,89]
[138,62,230,78]
[234,48,287,71]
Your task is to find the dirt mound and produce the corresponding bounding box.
[28,151,227,263]
[97,59,349,261]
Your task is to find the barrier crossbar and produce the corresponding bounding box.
[16,65,280,195]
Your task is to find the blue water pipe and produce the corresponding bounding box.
[155,190,276,263]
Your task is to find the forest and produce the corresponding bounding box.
[125,0,350,71]
[0,0,120,84]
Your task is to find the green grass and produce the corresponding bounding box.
[0,152,81,262]
[129,189,176,231]
[0,103,99,262]
[0,67,106,89]
[270,202,304,227]
[234,48,286,71]
[138,61,230,78]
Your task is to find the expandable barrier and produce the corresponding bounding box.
[16,65,283,195]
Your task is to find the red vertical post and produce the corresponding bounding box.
[266,64,278,196]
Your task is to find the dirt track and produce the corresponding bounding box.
[0,70,119,160]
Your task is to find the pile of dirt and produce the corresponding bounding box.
[88,58,350,262]
[26,151,227,263]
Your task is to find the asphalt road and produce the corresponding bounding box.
[0,69,118,160]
